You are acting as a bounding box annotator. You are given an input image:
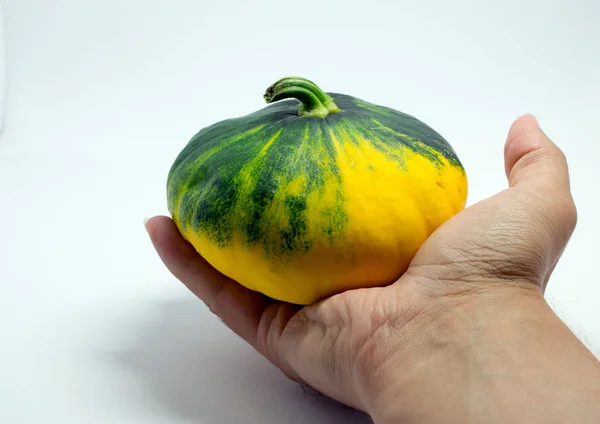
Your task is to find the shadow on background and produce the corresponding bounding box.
[109,298,372,424]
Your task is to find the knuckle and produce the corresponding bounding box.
[508,147,547,184]
[555,144,568,164]
[561,195,578,233]
[537,191,577,239]
[520,186,577,237]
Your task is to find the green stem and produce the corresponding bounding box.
[263,77,342,118]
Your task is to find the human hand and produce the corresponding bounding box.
[146,115,599,423]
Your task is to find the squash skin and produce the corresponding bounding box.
[167,92,467,305]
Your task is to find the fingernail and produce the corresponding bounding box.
[143,217,150,231]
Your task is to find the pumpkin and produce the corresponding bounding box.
[166,77,467,305]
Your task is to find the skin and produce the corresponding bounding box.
[146,115,600,423]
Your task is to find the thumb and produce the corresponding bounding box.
[504,114,571,193]
[503,114,577,286]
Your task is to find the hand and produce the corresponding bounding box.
[146,115,599,422]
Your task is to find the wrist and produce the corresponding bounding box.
[361,285,600,424]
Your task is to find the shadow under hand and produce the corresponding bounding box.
[110,297,371,424]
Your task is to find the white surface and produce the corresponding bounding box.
[0,2,6,131]
[1,0,599,422]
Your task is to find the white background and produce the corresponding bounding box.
[1,0,599,423]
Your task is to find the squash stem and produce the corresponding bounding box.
[264,77,342,118]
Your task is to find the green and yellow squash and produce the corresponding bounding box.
[167,77,467,305]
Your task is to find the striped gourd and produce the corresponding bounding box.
[167,77,467,305]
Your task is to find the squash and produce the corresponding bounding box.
[166,77,467,305]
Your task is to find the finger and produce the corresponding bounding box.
[145,215,271,347]
[145,216,224,297]
[146,216,303,380]
[503,115,578,282]
[504,114,571,193]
